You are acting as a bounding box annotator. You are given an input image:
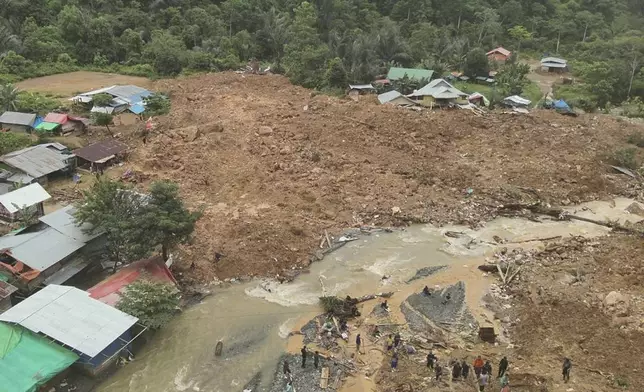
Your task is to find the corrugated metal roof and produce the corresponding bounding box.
[0,183,51,214]
[0,285,138,358]
[129,104,145,114]
[4,227,84,271]
[39,205,103,243]
[0,112,37,127]
[541,61,567,68]
[0,231,40,250]
[73,139,127,163]
[43,113,68,124]
[386,67,434,82]
[43,257,90,285]
[541,57,566,64]
[408,79,467,98]
[7,173,34,184]
[378,90,417,105]
[91,106,115,114]
[2,144,74,179]
[0,183,11,196]
[348,84,374,90]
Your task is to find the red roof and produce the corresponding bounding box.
[43,113,69,125]
[486,47,511,57]
[87,256,177,306]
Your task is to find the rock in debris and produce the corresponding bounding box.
[604,291,626,307]
[626,202,644,217]
[258,126,273,136]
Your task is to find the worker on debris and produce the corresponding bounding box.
[435,362,443,381]
[283,359,290,375]
[301,345,307,368]
[391,353,398,371]
[373,325,381,337]
[461,359,470,379]
[393,332,401,347]
[498,356,508,378]
[314,351,320,369]
[479,369,489,391]
[381,300,389,311]
[285,380,294,392]
[562,358,572,383]
[473,356,484,377]
[423,285,431,296]
[483,360,493,379]
[427,351,437,369]
[452,360,462,381]
[442,292,451,305]
[356,334,362,353]
[339,318,348,332]
[386,334,393,351]
[500,384,510,392]
[499,372,509,387]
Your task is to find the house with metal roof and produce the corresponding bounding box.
[541,57,568,72]
[0,284,144,375]
[386,67,434,83]
[36,113,89,134]
[408,79,468,107]
[0,322,78,392]
[0,112,37,133]
[0,205,105,290]
[73,139,128,172]
[0,183,50,222]
[377,90,417,107]
[1,143,76,185]
[71,85,152,114]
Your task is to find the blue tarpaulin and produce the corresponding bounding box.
[554,99,571,111]
[129,104,145,114]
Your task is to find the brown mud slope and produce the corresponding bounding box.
[127,72,642,281]
[508,235,644,391]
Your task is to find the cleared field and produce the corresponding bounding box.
[16,71,153,96]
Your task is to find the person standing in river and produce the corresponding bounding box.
[301,345,307,368]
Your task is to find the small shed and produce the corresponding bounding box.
[377,90,417,107]
[43,113,88,134]
[347,84,375,99]
[0,285,143,376]
[541,57,568,72]
[0,112,37,133]
[73,139,128,172]
[0,183,51,222]
[486,47,511,63]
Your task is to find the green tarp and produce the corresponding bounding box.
[0,322,78,392]
[35,122,60,132]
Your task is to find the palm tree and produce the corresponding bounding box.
[0,83,19,112]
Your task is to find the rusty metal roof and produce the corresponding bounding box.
[73,139,127,163]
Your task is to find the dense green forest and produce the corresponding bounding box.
[0,0,643,110]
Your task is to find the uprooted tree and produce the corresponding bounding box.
[75,178,201,272]
[116,280,181,329]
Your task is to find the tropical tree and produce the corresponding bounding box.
[0,83,19,111]
[143,93,171,116]
[116,280,181,328]
[508,25,532,58]
[92,112,114,136]
[91,93,114,107]
[464,48,489,77]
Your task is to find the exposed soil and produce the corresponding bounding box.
[16,71,153,96]
[116,72,642,282]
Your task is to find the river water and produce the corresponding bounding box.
[95,198,641,392]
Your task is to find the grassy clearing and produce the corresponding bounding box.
[454,80,543,106]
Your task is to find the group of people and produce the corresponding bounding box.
[424,352,510,391]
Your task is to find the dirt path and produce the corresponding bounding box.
[523,59,565,96]
[16,71,153,96]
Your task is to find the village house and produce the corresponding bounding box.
[0,284,145,376]
[541,57,568,72]
[377,90,417,107]
[73,139,128,173]
[0,183,50,222]
[71,85,152,115]
[1,143,76,186]
[35,113,88,135]
[386,67,434,83]
[0,205,105,291]
[347,84,375,99]
[0,112,37,133]
[0,322,78,392]
[486,47,512,63]
[88,255,177,306]
[408,79,468,108]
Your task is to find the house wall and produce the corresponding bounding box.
[75,329,134,377]
[487,53,508,63]
[0,124,30,133]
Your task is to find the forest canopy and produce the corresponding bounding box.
[0,0,643,108]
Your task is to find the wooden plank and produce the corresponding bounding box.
[320,367,330,389]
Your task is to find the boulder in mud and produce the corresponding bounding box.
[258,126,273,135]
[626,202,644,216]
[604,291,627,307]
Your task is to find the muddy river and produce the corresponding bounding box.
[95,198,641,392]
